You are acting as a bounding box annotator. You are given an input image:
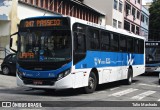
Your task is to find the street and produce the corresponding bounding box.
[0,72,160,110]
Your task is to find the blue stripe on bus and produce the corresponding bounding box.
[75,51,144,69]
[18,62,72,78]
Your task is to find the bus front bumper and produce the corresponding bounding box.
[16,73,74,90]
[145,66,160,73]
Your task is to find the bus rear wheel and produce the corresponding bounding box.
[84,72,97,94]
[125,68,133,85]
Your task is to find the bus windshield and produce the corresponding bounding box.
[18,30,71,62]
[146,47,160,64]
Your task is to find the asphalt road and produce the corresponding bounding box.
[0,72,160,110]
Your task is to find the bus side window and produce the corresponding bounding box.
[134,39,139,53]
[139,40,144,54]
[119,35,127,52]
[74,33,86,53]
[110,33,119,52]
[101,31,110,51]
[88,28,100,50]
[127,37,133,53]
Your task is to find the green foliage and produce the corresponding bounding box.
[149,0,160,40]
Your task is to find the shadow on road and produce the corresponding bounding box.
[0,79,139,97]
[141,72,159,76]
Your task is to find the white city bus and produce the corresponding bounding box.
[10,15,145,93]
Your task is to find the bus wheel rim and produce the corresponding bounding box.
[88,77,95,89]
[129,74,132,82]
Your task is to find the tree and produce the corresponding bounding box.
[149,0,160,40]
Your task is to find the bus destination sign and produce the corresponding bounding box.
[25,19,61,27]
[145,42,160,47]
[20,18,69,28]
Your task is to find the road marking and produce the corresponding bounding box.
[110,87,119,91]
[109,88,138,97]
[138,83,160,88]
[131,91,156,100]
[95,91,107,94]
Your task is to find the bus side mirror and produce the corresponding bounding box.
[10,38,13,47]
[10,32,18,53]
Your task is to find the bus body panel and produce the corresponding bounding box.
[17,73,73,89]
[17,68,90,89]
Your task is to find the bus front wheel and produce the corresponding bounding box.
[84,72,97,94]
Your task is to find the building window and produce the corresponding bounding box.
[114,0,118,10]
[119,1,123,12]
[113,19,117,28]
[131,24,135,33]
[137,10,140,19]
[141,14,144,22]
[146,17,149,25]
[136,26,140,35]
[40,0,43,7]
[124,20,130,31]
[33,0,38,5]
[132,7,136,19]
[138,0,140,4]
[126,2,131,16]
[118,21,122,28]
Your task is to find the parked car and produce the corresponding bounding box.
[1,53,16,75]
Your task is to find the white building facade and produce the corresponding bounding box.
[84,0,124,28]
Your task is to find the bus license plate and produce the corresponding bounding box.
[33,80,43,85]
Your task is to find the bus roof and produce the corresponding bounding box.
[22,15,64,20]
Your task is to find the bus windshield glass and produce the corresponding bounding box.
[18,30,71,62]
[145,42,160,64]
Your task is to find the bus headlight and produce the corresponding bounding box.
[57,69,71,80]
[17,69,23,79]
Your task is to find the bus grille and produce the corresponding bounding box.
[22,77,56,86]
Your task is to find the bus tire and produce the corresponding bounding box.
[84,72,97,94]
[125,68,133,85]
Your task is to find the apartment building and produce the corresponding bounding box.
[84,0,149,38]
[19,0,104,24]
[84,0,125,28]
[140,6,149,40]
[124,0,142,35]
